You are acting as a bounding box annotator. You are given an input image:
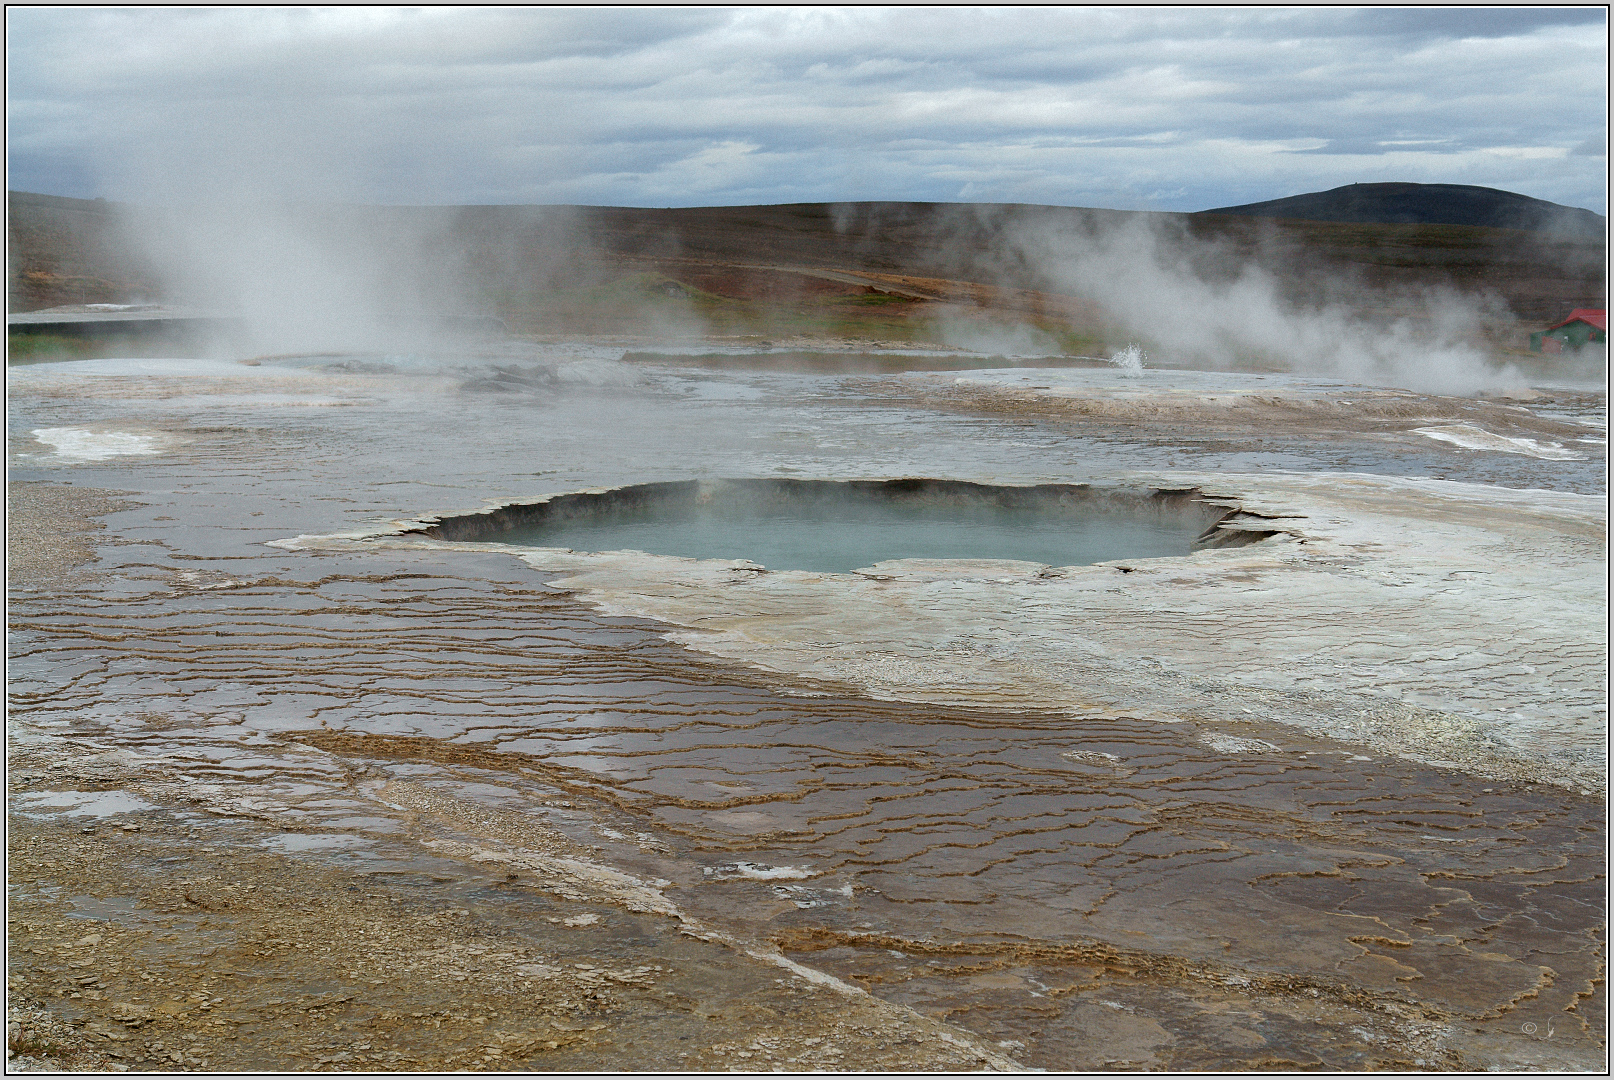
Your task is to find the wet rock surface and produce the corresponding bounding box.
[7,346,1606,1071]
[8,535,1602,1071]
[7,754,1014,1072]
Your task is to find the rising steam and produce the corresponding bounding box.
[110,200,496,355]
[1013,212,1526,396]
[97,136,1562,394]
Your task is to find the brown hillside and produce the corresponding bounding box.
[8,192,1604,339]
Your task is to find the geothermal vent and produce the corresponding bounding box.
[412,479,1277,573]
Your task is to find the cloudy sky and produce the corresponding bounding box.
[6,6,1608,213]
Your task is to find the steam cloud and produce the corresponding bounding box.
[1019,213,1526,396]
[823,201,1557,396]
[112,200,495,355]
[96,129,1570,394]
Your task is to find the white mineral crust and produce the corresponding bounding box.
[294,468,1606,793]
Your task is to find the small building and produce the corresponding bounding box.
[1530,308,1606,353]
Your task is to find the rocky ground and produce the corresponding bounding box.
[7,749,1018,1073]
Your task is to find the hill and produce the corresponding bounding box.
[8,190,1607,342]
[1200,182,1606,238]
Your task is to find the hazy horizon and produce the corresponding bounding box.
[9,182,1606,219]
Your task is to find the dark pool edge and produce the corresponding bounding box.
[401,478,1289,551]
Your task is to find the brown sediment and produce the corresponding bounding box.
[6,482,138,592]
[11,709,1601,1071]
[874,371,1603,442]
[767,926,1472,1070]
[5,810,1012,1073]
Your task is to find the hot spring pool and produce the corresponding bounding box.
[418,479,1260,573]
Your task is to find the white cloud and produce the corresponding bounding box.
[5,7,1606,212]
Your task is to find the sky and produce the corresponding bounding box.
[6,6,1608,214]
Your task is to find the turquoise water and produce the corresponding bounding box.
[499,502,1196,573]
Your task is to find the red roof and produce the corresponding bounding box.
[1548,308,1605,332]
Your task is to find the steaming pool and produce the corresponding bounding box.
[416,478,1258,572]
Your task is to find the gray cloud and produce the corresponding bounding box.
[1293,137,1465,157]
[5,7,1607,213]
[1337,7,1609,40]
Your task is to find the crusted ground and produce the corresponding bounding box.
[6,798,1014,1073]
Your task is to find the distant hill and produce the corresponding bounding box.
[8,189,1606,324]
[1200,182,1606,238]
